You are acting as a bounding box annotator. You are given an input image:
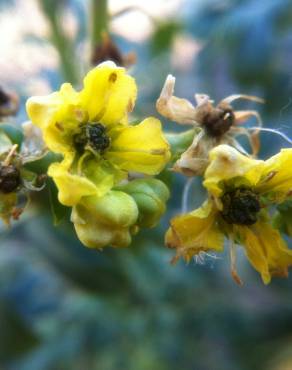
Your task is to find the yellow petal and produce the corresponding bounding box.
[48,152,126,207]
[236,222,292,284]
[48,154,97,206]
[106,117,170,175]
[165,201,224,262]
[257,148,292,200]
[26,83,81,154]
[79,61,137,125]
[204,145,265,197]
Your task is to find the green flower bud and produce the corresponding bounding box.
[116,178,169,228]
[71,191,139,249]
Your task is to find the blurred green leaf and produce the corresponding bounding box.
[273,199,292,236]
[166,129,197,161]
[0,123,23,147]
[0,128,12,155]
[0,300,39,361]
[48,178,68,226]
[39,0,79,84]
[151,21,181,55]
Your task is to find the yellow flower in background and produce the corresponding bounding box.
[166,145,292,285]
[26,61,170,206]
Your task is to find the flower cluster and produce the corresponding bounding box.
[0,61,290,286]
[159,75,292,284]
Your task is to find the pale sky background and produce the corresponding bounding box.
[0,0,193,95]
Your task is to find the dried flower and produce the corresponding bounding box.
[157,75,263,176]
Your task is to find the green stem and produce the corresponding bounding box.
[91,0,108,49]
[39,0,79,85]
[49,17,79,85]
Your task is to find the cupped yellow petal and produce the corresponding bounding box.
[204,145,265,197]
[48,152,127,207]
[48,154,97,206]
[257,148,292,200]
[106,117,170,175]
[80,61,137,125]
[235,222,292,284]
[165,201,224,262]
[26,83,81,154]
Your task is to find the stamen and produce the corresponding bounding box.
[181,177,194,213]
[73,123,110,154]
[3,144,18,166]
[249,127,292,145]
[221,188,260,225]
[229,240,243,286]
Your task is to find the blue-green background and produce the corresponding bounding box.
[1,1,292,369]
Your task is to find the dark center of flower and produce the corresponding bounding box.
[203,107,235,138]
[0,164,21,193]
[220,188,260,225]
[73,123,110,154]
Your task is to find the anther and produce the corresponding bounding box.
[221,188,260,225]
[73,123,110,154]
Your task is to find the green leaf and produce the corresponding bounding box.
[48,178,68,226]
[272,199,292,237]
[0,300,39,361]
[166,129,197,162]
[151,21,181,55]
[0,192,17,225]
[0,123,23,147]
[0,128,13,155]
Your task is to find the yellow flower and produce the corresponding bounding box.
[26,61,170,206]
[166,145,292,284]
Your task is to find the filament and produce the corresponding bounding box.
[249,127,292,145]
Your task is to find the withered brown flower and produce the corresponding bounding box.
[156,75,264,176]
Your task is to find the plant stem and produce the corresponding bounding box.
[49,16,79,85]
[39,0,79,85]
[91,0,108,50]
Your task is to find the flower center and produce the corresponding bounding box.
[73,123,110,154]
[203,107,235,137]
[220,188,260,225]
[0,164,21,193]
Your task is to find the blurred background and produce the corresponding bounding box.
[1,0,292,369]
